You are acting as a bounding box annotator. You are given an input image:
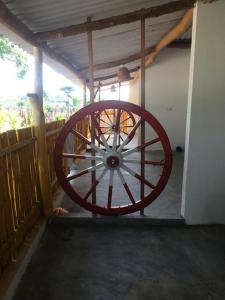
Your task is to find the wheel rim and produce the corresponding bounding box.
[54,100,172,216]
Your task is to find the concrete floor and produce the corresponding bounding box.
[61,150,184,219]
[13,224,225,300]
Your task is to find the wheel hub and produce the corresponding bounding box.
[104,152,122,169]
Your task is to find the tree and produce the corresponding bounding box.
[60,86,74,99]
[0,35,29,79]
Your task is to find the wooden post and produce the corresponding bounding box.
[83,82,87,107]
[28,46,53,217]
[98,82,101,102]
[87,19,96,208]
[119,82,121,100]
[140,17,146,215]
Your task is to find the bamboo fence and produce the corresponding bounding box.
[0,127,41,277]
[0,117,89,279]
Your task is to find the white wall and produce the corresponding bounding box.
[182,1,225,224]
[129,47,190,150]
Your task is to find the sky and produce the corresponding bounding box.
[0,55,129,102]
[0,55,83,100]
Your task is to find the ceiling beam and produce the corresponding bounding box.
[0,0,84,84]
[35,0,196,41]
[79,40,191,73]
[79,46,155,72]
[86,66,140,83]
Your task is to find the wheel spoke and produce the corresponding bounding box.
[71,128,105,155]
[122,137,161,157]
[120,130,129,136]
[92,115,111,151]
[84,168,108,201]
[62,153,103,161]
[123,159,164,166]
[104,109,113,125]
[120,115,131,125]
[118,118,143,152]
[99,118,111,127]
[67,162,104,181]
[106,133,112,142]
[137,137,161,150]
[117,169,136,204]
[119,134,124,142]
[107,170,114,208]
[71,129,91,146]
[121,164,155,189]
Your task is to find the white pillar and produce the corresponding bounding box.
[182,1,225,224]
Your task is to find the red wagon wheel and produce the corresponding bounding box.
[54,100,172,216]
[93,108,136,148]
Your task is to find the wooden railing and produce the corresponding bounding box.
[73,117,89,154]
[45,120,65,195]
[0,118,90,281]
[0,127,41,277]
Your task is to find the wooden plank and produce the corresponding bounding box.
[0,138,36,157]
[46,127,62,137]
[35,0,196,41]
[79,41,190,72]
[87,26,96,207]
[140,17,146,216]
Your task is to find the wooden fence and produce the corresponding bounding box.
[73,117,89,154]
[0,118,90,279]
[45,120,66,196]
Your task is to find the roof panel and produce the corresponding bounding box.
[1,0,192,82]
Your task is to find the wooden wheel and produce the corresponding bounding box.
[93,108,136,148]
[54,100,172,216]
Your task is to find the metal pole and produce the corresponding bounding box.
[87,19,96,209]
[140,17,146,215]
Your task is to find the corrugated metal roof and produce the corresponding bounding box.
[1,0,192,82]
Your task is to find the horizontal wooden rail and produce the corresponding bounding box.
[0,137,36,157]
[46,127,63,137]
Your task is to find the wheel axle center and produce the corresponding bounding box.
[106,155,120,169]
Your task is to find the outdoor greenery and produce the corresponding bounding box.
[0,35,83,133]
[0,35,29,79]
[0,87,82,133]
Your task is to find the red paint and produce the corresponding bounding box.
[54,100,172,216]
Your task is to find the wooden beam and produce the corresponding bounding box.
[87,22,96,207]
[0,0,84,83]
[35,0,196,41]
[79,46,155,72]
[79,40,191,73]
[86,66,140,83]
[140,17,146,215]
[131,9,193,84]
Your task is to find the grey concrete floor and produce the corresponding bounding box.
[61,150,184,219]
[13,224,225,300]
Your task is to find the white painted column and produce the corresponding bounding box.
[182,1,225,224]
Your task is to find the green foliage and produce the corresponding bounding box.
[44,104,53,113]
[7,113,18,130]
[16,100,25,109]
[60,86,74,97]
[71,96,80,109]
[0,35,29,79]
[55,114,64,121]
[0,111,5,129]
